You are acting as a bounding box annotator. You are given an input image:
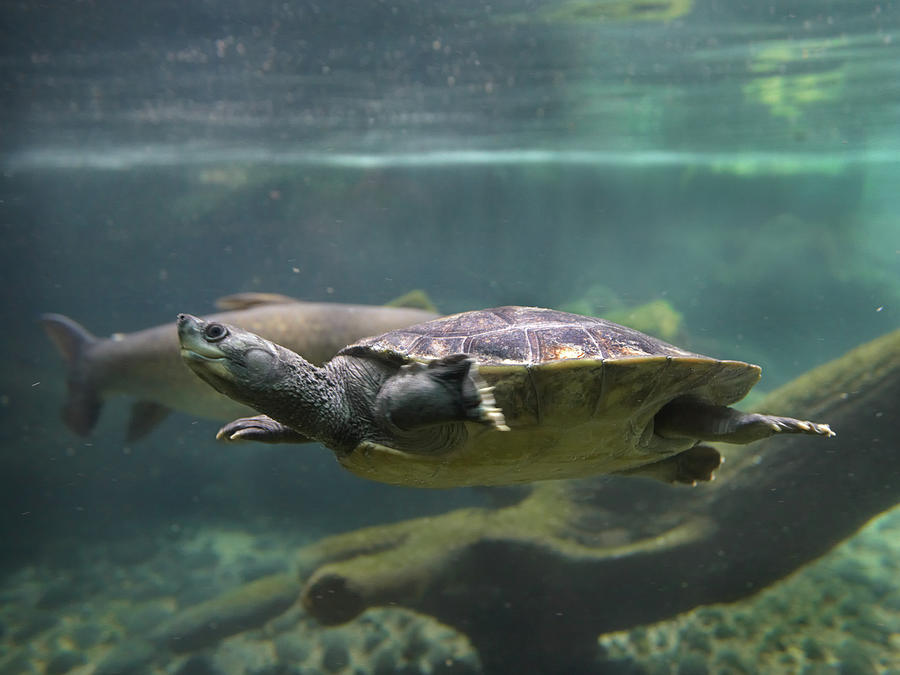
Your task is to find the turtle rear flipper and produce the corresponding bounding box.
[655,397,834,444]
[617,444,722,485]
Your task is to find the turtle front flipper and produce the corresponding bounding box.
[217,414,314,444]
[654,397,834,444]
[376,355,509,433]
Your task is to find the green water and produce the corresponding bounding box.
[1,1,898,673]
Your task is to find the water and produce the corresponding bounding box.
[1,1,899,673]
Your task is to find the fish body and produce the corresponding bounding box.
[42,293,438,440]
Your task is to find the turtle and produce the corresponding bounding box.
[176,306,834,488]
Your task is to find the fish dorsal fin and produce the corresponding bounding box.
[217,290,439,313]
[215,293,303,311]
[384,289,438,313]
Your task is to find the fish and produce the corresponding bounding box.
[41,292,439,441]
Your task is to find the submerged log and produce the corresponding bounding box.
[297,328,900,673]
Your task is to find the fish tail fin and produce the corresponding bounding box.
[40,313,102,436]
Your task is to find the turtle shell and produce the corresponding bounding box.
[338,306,762,487]
[344,305,701,364]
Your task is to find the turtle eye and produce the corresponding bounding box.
[204,323,228,342]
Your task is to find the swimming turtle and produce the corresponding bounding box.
[176,306,833,488]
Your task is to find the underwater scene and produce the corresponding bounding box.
[1,0,899,673]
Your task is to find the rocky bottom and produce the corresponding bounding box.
[0,522,480,675]
[599,505,900,674]
[2,505,900,675]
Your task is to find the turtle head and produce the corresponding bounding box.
[177,314,291,407]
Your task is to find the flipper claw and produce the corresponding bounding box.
[769,416,835,437]
[216,415,313,444]
[469,363,509,431]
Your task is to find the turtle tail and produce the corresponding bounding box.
[40,313,102,436]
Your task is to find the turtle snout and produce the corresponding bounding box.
[177,314,229,361]
[176,313,205,344]
[176,313,203,334]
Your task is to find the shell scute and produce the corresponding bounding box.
[342,306,700,366]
